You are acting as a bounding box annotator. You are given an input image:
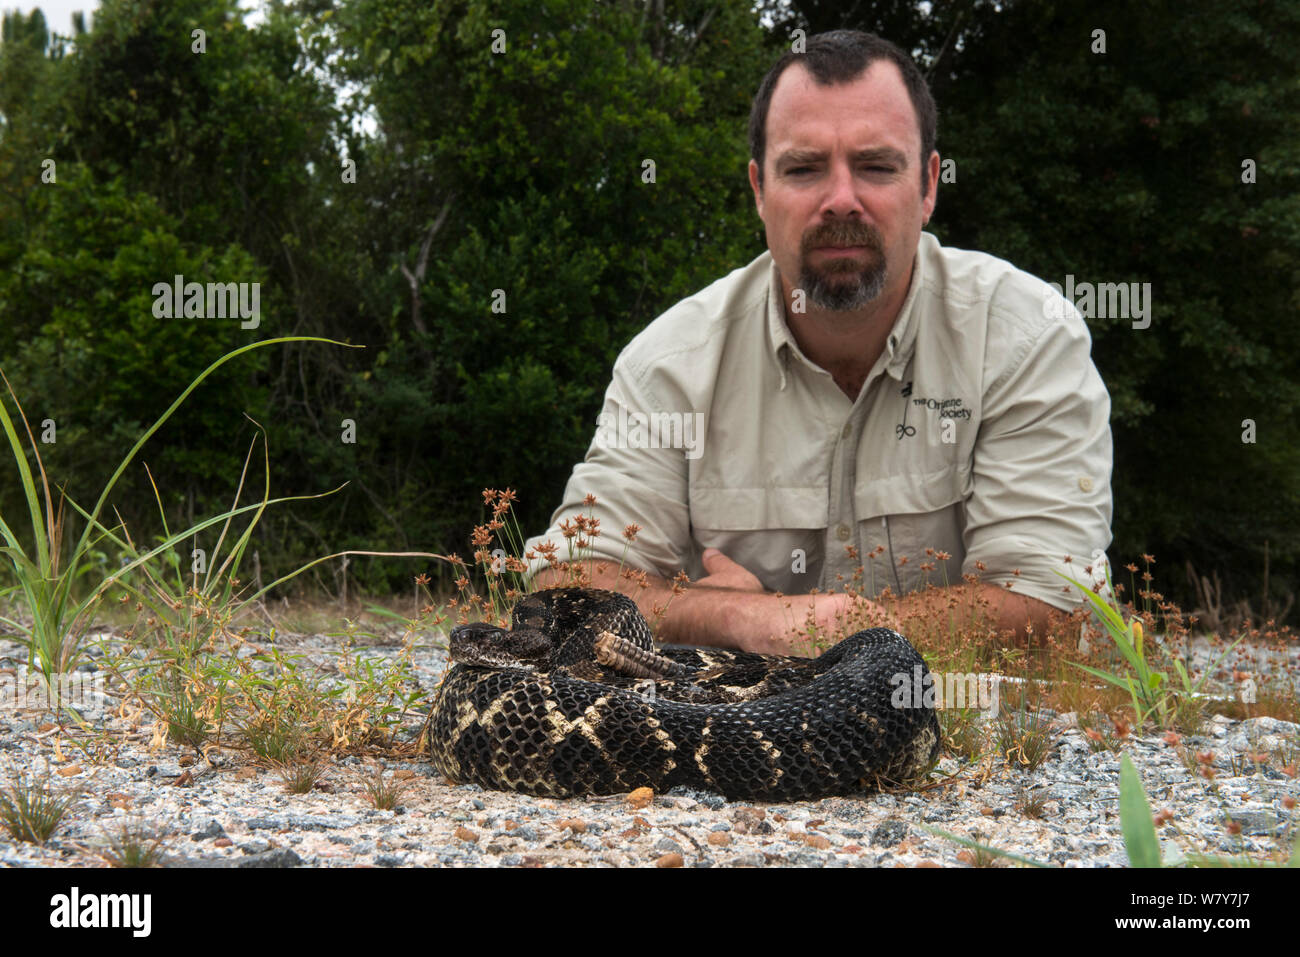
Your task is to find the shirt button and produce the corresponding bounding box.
[841,421,852,440]
[836,523,851,541]
[1078,476,1094,492]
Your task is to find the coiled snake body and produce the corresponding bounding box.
[429,588,941,800]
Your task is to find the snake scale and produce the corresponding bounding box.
[428,588,941,800]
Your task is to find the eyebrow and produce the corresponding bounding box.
[775,147,910,168]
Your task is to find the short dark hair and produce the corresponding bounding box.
[748,30,938,198]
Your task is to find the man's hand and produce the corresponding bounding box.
[535,548,898,655]
[694,548,766,591]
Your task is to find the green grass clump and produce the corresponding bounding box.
[363,767,408,810]
[0,773,77,844]
[100,818,169,867]
[995,698,1058,772]
[940,706,987,762]
[278,758,327,795]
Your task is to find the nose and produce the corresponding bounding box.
[821,158,864,219]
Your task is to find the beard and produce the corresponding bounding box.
[797,221,888,311]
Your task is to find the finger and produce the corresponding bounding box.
[701,547,733,573]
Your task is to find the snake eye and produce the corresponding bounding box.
[448,622,509,662]
[449,622,506,644]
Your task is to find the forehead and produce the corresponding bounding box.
[765,59,920,161]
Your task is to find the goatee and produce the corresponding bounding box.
[798,221,888,311]
[800,261,887,310]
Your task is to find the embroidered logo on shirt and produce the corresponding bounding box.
[910,393,971,420]
[895,381,917,439]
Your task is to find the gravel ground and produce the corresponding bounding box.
[0,623,1296,868]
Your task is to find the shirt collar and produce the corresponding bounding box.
[765,232,931,390]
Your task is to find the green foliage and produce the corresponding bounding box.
[309,0,775,555]
[0,335,349,681]
[0,167,273,520]
[937,0,1300,611]
[1060,567,1237,731]
[774,0,1300,615]
[1119,753,1162,867]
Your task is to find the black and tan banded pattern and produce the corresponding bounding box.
[428,588,941,800]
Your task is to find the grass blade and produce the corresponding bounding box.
[1119,753,1162,868]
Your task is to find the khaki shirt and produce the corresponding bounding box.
[524,232,1113,613]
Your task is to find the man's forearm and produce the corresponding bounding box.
[531,563,821,654]
[532,564,1063,649]
[884,579,1063,643]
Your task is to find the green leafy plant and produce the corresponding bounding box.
[0,338,353,684]
[145,661,214,749]
[1058,565,1239,730]
[1118,753,1163,867]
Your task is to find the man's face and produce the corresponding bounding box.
[749,60,938,312]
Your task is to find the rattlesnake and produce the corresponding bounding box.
[428,588,941,800]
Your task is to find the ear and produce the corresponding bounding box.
[748,158,764,219]
[922,150,940,225]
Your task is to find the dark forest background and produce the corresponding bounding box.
[2,0,1298,627]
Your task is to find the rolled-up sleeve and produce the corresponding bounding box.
[522,352,696,582]
[963,290,1114,612]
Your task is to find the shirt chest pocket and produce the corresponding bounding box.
[855,465,971,597]
[688,486,827,593]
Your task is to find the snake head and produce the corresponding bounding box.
[448,623,556,671]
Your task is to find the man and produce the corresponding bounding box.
[523,30,1113,654]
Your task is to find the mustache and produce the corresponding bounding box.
[801,221,883,254]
